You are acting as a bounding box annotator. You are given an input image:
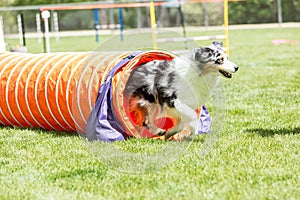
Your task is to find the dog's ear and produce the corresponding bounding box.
[212,41,223,50]
[159,60,169,70]
[194,47,215,61]
[194,47,204,61]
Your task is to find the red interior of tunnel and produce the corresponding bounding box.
[129,112,175,131]
[154,117,175,130]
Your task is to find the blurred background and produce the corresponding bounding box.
[0,0,299,33]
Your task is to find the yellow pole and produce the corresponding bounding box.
[224,0,229,55]
[150,1,158,50]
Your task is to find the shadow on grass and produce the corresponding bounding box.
[246,127,300,137]
[45,129,81,138]
[0,125,79,138]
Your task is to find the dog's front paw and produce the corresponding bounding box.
[169,124,192,141]
[151,128,168,140]
[155,128,166,136]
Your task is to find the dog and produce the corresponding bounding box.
[125,41,238,140]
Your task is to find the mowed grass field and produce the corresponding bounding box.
[1,27,300,199]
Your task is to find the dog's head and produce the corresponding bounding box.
[191,41,238,78]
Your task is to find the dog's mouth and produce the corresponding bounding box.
[219,69,232,78]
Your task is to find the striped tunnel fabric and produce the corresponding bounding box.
[0,51,127,133]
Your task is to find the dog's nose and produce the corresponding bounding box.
[234,65,239,72]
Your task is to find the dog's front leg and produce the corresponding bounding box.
[163,99,198,139]
[173,100,199,135]
[188,119,199,135]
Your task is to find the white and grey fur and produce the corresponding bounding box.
[125,41,238,139]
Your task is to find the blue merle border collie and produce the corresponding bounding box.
[125,41,239,140]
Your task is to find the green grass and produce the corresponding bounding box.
[1,27,300,199]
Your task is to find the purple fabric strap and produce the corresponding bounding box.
[198,105,211,134]
[86,52,141,142]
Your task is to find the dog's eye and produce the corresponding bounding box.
[202,52,210,57]
[215,57,224,64]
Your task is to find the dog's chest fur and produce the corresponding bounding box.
[169,56,219,110]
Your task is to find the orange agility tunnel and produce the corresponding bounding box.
[0,51,180,138]
[1,51,104,133]
[0,50,212,141]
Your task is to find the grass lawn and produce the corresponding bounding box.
[1,27,300,199]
